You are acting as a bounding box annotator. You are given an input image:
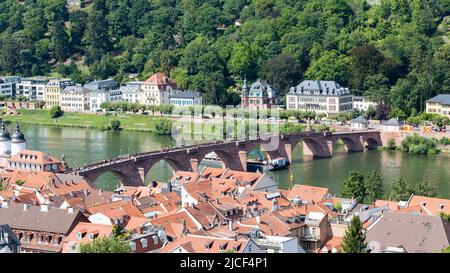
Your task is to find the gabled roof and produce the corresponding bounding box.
[350,116,367,124]
[143,73,176,87]
[366,211,450,253]
[426,94,450,105]
[0,204,84,234]
[160,234,254,253]
[63,222,113,244]
[185,202,227,228]
[383,118,401,126]
[286,185,331,203]
[408,195,450,216]
[9,150,62,166]
[289,80,350,96]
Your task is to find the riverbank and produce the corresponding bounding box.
[1,109,329,136]
[1,109,166,132]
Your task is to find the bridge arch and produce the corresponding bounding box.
[82,168,143,188]
[363,137,382,149]
[334,136,364,152]
[300,138,333,157]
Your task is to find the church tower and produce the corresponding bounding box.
[11,122,26,156]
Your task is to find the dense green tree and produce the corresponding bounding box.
[0,0,447,112]
[341,216,368,253]
[80,236,130,253]
[23,6,47,41]
[414,180,437,198]
[108,0,130,42]
[390,178,413,201]
[110,120,121,131]
[69,10,88,53]
[50,21,70,62]
[305,50,350,85]
[341,170,365,203]
[364,171,384,204]
[259,53,303,96]
[84,0,111,64]
[228,42,257,79]
[49,106,64,119]
[349,44,385,94]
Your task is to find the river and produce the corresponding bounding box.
[11,123,450,199]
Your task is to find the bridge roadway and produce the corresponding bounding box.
[71,130,383,186]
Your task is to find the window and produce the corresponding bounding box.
[141,238,148,248]
[130,242,136,251]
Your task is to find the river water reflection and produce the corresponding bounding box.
[15,124,450,198]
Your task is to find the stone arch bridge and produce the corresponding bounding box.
[71,131,382,186]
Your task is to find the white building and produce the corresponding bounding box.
[139,73,176,106]
[85,79,121,110]
[381,118,401,132]
[16,77,49,101]
[353,96,378,112]
[169,90,203,107]
[286,80,353,116]
[350,116,368,130]
[60,85,91,112]
[121,81,142,104]
[0,76,20,97]
[253,235,305,253]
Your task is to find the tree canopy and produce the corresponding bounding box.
[0,0,448,109]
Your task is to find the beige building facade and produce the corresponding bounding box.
[44,78,73,108]
[426,94,450,118]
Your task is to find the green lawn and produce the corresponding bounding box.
[1,109,166,132]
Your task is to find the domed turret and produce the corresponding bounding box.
[11,122,26,156]
[0,122,11,156]
[293,196,302,206]
[0,122,10,141]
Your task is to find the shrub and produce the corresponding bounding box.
[399,133,440,155]
[386,138,397,150]
[15,180,26,186]
[49,106,64,118]
[440,137,450,146]
[154,118,173,135]
[110,120,121,130]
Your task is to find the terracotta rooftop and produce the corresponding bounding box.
[160,234,253,253]
[408,195,450,216]
[286,185,331,203]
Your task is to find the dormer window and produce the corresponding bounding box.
[421,202,427,207]
[88,233,94,240]
[204,241,213,250]
[218,242,228,251]
[438,204,444,211]
[76,232,83,239]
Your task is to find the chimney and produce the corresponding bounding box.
[98,188,102,195]
[1,200,9,208]
[228,219,234,231]
[256,215,261,225]
[40,204,48,212]
[23,203,29,211]
[68,207,74,214]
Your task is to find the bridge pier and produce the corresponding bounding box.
[238,151,247,172]
[303,141,333,158]
[190,158,199,173]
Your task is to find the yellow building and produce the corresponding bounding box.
[426,94,450,118]
[44,78,74,109]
